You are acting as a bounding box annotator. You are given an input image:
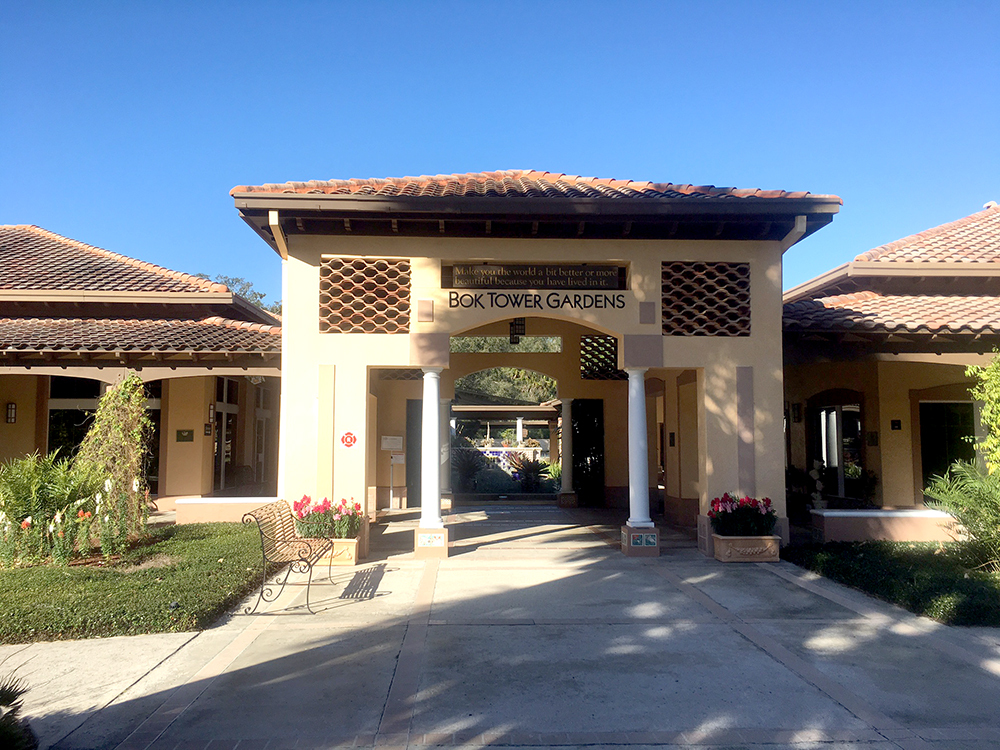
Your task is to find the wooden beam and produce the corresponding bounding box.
[669,221,679,237]
[344,218,352,232]
[623,221,632,237]
[485,220,491,235]
[714,222,726,237]
[531,221,539,236]
[391,219,399,233]
[577,221,585,237]
[439,220,446,235]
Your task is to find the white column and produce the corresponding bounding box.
[560,398,573,494]
[627,368,653,528]
[516,416,524,444]
[440,398,452,493]
[420,368,443,528]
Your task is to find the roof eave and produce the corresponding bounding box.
[783,263,852,303]
[0,290,235,304]
[235,193,841,254]
[232,191,842,218]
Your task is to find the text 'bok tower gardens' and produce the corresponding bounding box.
[231,170,840,556]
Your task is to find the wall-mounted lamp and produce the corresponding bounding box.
[5,403,15,424]
[209,403,215,424]
[510,317,526,345]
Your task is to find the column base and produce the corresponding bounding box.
[557,491,578,508]
[621,525,660,557]
[414,526,450,559]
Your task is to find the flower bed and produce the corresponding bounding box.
[708,493,777,537]
[708,493,780,562]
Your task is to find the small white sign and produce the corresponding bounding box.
[381,435,403,451]
[390,452,405,465]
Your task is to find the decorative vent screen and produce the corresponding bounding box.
[580,335,627,380]
[661,262,750,336]
[379,369,423,381]
[320,258,411,334]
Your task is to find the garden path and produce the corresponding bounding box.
[4,505,1000,750]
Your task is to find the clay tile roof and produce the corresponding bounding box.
[0,225,229,294]
[0,316,281,353]
[784,291,1000,335]
[855,204,1000,263]
[230,169,841,203]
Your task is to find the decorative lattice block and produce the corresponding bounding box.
[580,335,627,380]
[320,258,411,334]
[661,262,750,336]
[379,369,423,381]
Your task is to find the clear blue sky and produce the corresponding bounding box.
[3,1,998,307]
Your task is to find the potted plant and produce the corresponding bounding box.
[708,492,780,562]
[293,496,368,565]
[293,495,333,538]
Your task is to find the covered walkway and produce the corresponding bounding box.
[5,509,1000,749]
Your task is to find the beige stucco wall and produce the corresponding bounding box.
[785,357,979,508]
[160,376,215,497]
[279,234,788,518]
[0,375,42,464]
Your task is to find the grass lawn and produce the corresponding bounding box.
[782,541,1000,627]
[0,523,265,643]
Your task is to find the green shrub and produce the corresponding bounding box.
[0,453,99,567]
[0,673,37,750]
[783,541,1000,627]
[925,460,1000,571]
[473,466,519,494]
[509,453,550,492]
[451,445,487,493]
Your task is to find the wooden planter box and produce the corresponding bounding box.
[712,534,780,563]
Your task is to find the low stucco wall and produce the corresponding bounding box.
[664,494,699,528]
[811,508,958,543]
[175,496,279,524]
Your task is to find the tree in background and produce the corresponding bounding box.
[966,355,1000,473]
[451,336,559,404]
[197,274,281,315]
[454,367,556,404]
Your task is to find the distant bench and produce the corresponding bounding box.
[242,500,333,614]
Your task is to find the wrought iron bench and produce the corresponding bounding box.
[242,500,333,614]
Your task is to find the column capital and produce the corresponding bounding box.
[422,367,444,375]
[625,367,649,375]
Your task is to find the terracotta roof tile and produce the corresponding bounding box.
[0,225,229,294]
[231,169,840,203]
[0,316,281,353]
[855,204,1000,263]
[784,291,1000,335]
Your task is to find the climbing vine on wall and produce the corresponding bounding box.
[75,373,152,555]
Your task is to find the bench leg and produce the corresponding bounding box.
[245,560,298,615]
[301,560,316,614]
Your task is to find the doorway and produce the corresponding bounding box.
[920,402,975,491]
[214,377,239,491]
[571,398,605,506]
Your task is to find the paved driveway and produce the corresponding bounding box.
[3,505,1000,750]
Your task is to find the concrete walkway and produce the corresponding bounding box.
[3,505,1000,750]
